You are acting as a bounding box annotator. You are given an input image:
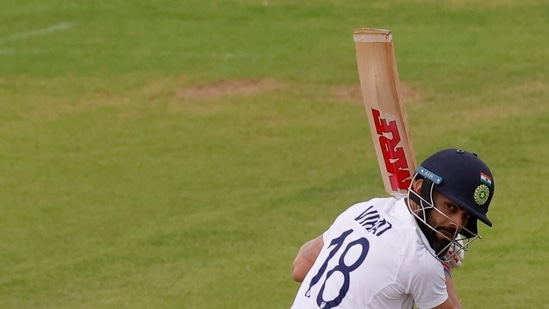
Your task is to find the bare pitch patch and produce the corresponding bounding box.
[177,78,282,100]
[332,83,422,105]
[177,78,421,105]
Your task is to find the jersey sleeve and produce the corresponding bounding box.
[403,255,448,308]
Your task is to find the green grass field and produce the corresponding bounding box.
[1,0,548,308]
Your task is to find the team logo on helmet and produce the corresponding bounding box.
[474,184,490,206]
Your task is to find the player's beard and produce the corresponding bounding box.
[418,209,454,258]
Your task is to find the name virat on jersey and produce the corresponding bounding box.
[354,205,392,237]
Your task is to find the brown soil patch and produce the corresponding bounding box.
[332,83,422,105]
[177,78,282,100]
[177,78,422,104]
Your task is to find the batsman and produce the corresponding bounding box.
[290,149,496,308]
[289,29,496,308]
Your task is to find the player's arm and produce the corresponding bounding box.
[431,268,462,309]
[412,260,462,309]
[291,235,324,282]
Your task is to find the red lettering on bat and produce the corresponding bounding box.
[371,109,412,191]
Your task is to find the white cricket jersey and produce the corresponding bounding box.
[290,197,448,309]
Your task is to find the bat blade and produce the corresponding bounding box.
[353,28,417,195]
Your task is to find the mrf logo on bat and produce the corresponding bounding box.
[371,109,412,191]
[353,28,417,195]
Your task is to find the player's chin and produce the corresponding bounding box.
[434,234,452,250]
[434,241,451,258]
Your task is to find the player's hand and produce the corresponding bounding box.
[445,239,465,269]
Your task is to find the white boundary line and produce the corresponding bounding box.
[0,22,72,44]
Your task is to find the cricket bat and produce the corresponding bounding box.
[353,28,417,195]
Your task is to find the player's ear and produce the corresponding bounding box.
[412,178,423,193]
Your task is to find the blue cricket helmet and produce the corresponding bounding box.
[417,148,495,238]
